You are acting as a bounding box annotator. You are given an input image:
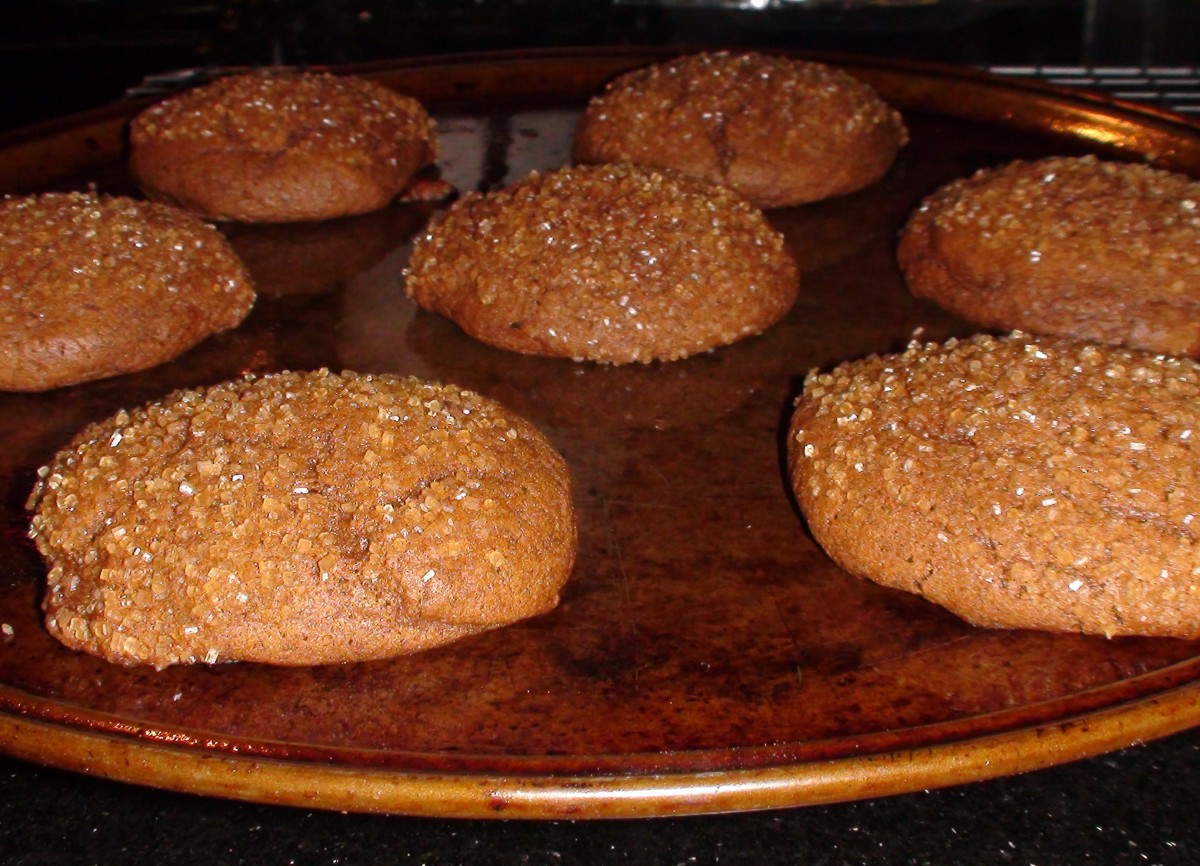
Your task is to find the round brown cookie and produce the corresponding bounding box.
[129,70,439,223]
[788,331,1200,639]
[405,163,798,364]
[28,369,578,668]
[0,191,255,392]
[573,52,908,209]
[898,155,1200,357]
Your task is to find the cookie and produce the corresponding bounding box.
[0,191,255,392]
[405,163,798,364]
[898,155,1200,357]
[573,52,907,209]
[28,369,578,668]
[788,332,1200,639]
[129,70,439,223]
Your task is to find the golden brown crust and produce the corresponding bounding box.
[28,370,578,668]
[898,155,1200,357]
[405,163,799,364]
[788,332,1200,639]
[573,52,908,209]
[0,192,255,392]
[129,70,439,223]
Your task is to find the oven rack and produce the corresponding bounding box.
[989,65,1200,117]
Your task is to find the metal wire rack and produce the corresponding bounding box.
[989,65,1200,117]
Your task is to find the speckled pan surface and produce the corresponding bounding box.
[2,49,1200,819]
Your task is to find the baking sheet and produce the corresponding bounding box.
[2,49,1200,818]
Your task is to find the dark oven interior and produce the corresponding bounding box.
[2,0,1198,131]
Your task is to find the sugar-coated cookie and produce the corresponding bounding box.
[574,52,907,208]
[30,370,578,668]
[0,191,254,391]
[405,163,798,364]
[130,70,438,222]
[789,332,1200,638]
[899,155,1200,357]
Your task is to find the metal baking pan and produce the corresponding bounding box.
[1,48,1199,818]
